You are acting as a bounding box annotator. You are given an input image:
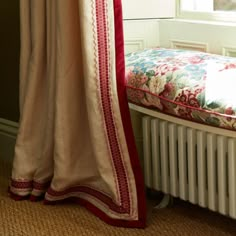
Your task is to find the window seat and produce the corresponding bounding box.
[125,48,236,131]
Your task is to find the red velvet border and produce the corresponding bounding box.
[113,0,147,228]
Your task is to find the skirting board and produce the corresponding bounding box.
[0,118,18,138]
[0,118,18,163]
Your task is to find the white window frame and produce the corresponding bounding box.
[176,0,236,23]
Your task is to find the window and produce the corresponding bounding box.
[181,0,214,12]
[177,0,236,22]
[214,0,236,11]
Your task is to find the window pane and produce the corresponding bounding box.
[181,0,236,12]
[179,0,236,22]
[214,0,236,11]
[181,0,214,12]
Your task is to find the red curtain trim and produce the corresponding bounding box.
[113,0,147,227]
[95,0,130,211]
[45,197,146,228]
[9,188,145,228]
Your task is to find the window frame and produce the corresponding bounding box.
[176,0,236,23]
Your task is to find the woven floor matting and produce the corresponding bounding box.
[0,160,236,236]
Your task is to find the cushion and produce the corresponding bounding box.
[125,48,236,131]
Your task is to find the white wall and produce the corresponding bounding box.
[123,0,236,56]
[122,0,175,54]
[159,19,236,56]
[123,20,160,54]
[124,18,236,56]
[122,0,175,20]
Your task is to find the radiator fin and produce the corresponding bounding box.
[197,131,207,208]
[151,119,161,190]
[142,117,152,188]
[187,128,198,204]
[169,123,178,197]
[228,139,236,218]
[178,126,188,201]
[217,136,228,215]
[160,121,169,193]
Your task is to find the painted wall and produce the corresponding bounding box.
[0,1,20,122]
[122,0,175,54]
[159,19,236,56]
[122,0,175,20]
[123,19,160,54]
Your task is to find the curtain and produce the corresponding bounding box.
[9,0,146,228]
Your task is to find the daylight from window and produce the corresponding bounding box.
[205,63,236,107]
[181,0,236,12]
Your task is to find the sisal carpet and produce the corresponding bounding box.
[0,160,236,236]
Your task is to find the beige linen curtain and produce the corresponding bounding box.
[9,0,146,228]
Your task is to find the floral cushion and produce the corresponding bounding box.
[125,48,236,131]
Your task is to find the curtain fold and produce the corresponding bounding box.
[9,0,146,228]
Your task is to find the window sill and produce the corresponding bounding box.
[162,18,236,27]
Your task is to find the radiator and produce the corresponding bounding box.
[142,116,236,219]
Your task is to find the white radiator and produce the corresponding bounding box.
[142,116,236,219]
